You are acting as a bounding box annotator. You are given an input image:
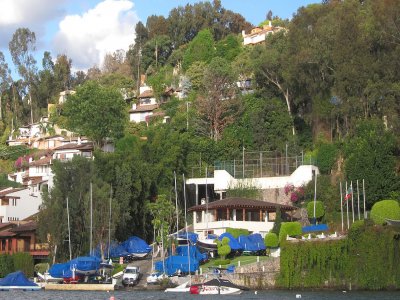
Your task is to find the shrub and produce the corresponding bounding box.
[264,232,279,248]
[370,200,400,225]
[217,237,231,259]
[0,254,14,277]
[34,263,49,274]
[13,252,34,277]
[226,228,249,238]
[271,207,282,235]
[306,201,325,219]
[279,222,302,242]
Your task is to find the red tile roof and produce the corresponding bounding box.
[138,90,154,98]
[11,221,37,232]
[54,142,93,151]
[129,104,159,113]
[29,156,52,166]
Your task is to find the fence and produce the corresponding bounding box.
[189,150,316,179]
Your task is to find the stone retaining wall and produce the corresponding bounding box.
[193,257,280,290]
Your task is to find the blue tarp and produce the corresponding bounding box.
[48,262,71,278]
[122,236,152,255]
[0,271,38,287]
[93,241,130,258]
[70,256,101,273]
[302,224,329,233]
[176,232,198,244]
[238,233,266,252]
[219,232,243,251]
[176,245,207,262]
[154,255,200,275]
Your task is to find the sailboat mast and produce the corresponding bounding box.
[183,173,191,282]
[66,196,72,261]
[174,171,179,235]
[90,182,93,256]
[108,186,112,259]
[205,167,208,236]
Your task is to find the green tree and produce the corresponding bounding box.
[9,28,38,124]
[279,222,302,242]
[195,57,241,141]
[0,51,11,122]
[182,29,215,70]
[264,232,279,255]
[316,142,338,174]
[63,81,126,148]
[344,119,398,207]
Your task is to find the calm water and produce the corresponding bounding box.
[0,290,399,300]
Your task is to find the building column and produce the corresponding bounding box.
[11,238,17,254]
[243,209,245,221]
[227,208,230,220]
[5,239,9,254]
[260,210,263,222]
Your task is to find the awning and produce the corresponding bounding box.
[302,224,329,233]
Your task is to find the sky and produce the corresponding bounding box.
[0,0,318,72]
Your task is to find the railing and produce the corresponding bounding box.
[189,151,316,179]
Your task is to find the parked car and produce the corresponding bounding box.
[122,266,141,287]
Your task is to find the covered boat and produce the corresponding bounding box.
[219,232,243,252]
[48,262,71,279]
[0,271,41,291]
[122,236,152,258]
[154,255,200,276]
[176,245,208,263]
[69,256,101,276]
[238,233,266,254]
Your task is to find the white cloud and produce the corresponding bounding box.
[53,0,138,70]
[0,0,66,48]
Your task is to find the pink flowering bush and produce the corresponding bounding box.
[284,183,305,203]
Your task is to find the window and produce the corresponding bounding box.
[12,199,17,206]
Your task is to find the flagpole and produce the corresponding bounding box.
[357,180,360,220]
[346,181,349,229]
[363,179,366,219]
[351,181,355,223]
[313,170,317,223]
[340,182,344,232]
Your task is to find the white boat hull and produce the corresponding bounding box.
[0,285,42,291]
[195,285,242,295]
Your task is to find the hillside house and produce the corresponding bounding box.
[0,221,49,262]
[129,85,159,123]
[242,21,286,46]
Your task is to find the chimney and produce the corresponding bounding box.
[242,30,246,37]
[77,136,81,145]
[269,20,272,27]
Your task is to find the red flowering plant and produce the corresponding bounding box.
[284,183,305,204]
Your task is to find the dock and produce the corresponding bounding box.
[42,283,115,291]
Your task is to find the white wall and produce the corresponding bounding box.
[0,188,42,223]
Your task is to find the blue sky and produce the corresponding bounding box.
[0,0,318,72]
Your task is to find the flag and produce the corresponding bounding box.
[341,186,352,206]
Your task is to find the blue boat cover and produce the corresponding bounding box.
[70,256,101,272]
[0,271,38,287]
[238,233,266,251]
[302,224,329,233]
[219,232,243,251]
[154,255,199,275]
[176,245,207,262]
[122,236,151,255]
[93,241,130,258]
[48,262,71,278]
[176,232,198,244]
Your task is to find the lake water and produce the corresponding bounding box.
[1,290,400,300]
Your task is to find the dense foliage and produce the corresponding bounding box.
[264,232,279,248]
[0,253,34,277]
[306,201,325,220]
[278,223,400,290]
[226,228,249,238]
[217,237,231,259]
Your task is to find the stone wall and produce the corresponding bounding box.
[193,257,280,290]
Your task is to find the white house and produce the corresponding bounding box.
[0,188,43,223]
[242,21,286,46]
[188,197,295,239]
[52,142,94,161]
[58,90,76,104]
[129,86,159,123]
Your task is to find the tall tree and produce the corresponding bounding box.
[9,28,37,124]
[54,54,72,91]
[182,29,215,70]
[0,52,11,121]
[196,57,240,141]
[63,81,126,148]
